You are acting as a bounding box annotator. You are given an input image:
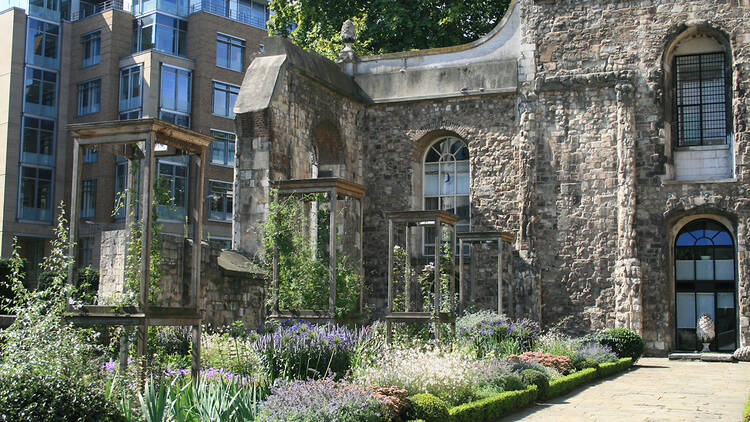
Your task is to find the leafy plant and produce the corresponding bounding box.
[260,191,363,320]
[507,352,574,375]
[0,205,119,421]
[520,369,549,399]
[405,393,450,422]
[587,328,644,362]
[456,311,540,358]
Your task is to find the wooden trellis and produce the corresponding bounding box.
[65,119,212,381]
[385,210,457,345]
[268,177,365,322]
[457,231,515,315]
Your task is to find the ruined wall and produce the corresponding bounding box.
[234,67,366,256]
[524,0,750,352]
[98,231,265,328]
[359,96,530,315]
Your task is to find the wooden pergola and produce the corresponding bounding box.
[457,231,515,315]
[268,178,366,322]
[65,119,212,381]
[386,210,458,345]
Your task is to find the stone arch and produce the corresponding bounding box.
[668,213,738,351]
[311,120,345,177]
[661,23,735,180]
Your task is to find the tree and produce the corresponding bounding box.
[267,0,511,60]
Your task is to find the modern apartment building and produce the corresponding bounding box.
[0,0,267,277]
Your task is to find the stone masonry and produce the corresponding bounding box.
[234,0,750,355]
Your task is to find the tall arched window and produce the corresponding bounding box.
[674,219,736,351]
[665,28,734,181]
[423,137,469,255]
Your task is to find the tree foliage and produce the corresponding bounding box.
[267,0,512,59]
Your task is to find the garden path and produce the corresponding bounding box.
[496,357,750,422]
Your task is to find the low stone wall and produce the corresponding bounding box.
[97,230,265,328]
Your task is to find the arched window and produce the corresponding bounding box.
[673,37,731,147]
[674,219,736,351]
[423,137,469,255]
[665,28,734,181]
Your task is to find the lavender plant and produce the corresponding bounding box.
[456,311,540,357]
[257,378,390,422]
[252,321,373,381]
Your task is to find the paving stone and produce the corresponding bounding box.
[496,358,750,422]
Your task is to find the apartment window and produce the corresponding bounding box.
[237,0,269,29]
[212,81,239,118]
[21,117,54,166]
[119,65,142,117]
[132,14,187,57]
[209,130,235,167]
[208,237,231,250]
[24,67,57,117]
[26,19,59,68]
[18,166,53,222]
[78,236,93,267]
[114,158,128,219]
[29,0,60,20]
[423,137,470,255]
[156,158,187,220]
[131,0,189,17]
[217,34,244,72]
[81,31,101,67]
[81,178,96,219]
[675,52,730,147]
[208,180,232,222]
[160,65,191,127]
[83,148,98,163]
[78,79,101,116]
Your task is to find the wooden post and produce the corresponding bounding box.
[508,242,515,319]
[119,327,130,374]
[498,238,504,315]
[358,198,364,314]
[137,132,156,384]
[404,223,410,312]
[433,218,441,344]
[458,238,464,314]
[328,190,337,319]
[67,139,83,289]
[191,149,206,381]
[450,224,456,340]
[386,219,393,345]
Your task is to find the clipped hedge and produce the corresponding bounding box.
[597,357,633,378]
[546,367,598,399]
[449,385,538,422]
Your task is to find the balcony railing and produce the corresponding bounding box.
[189,1,267,30]
[71,0,124,21]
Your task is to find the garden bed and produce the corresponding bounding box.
[407,357,633,422]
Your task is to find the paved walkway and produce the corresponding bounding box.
[497,357,750,422]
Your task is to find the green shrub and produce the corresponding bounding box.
[448,385,538,422]
[593,328,644,362]
[597,357,633,378]
[521,369,549,399]
[0,372,124,422]
[406,393,450,422]
[743,391,750,422]
[546,368,598,399]
[573,357,600,371]
[498,373,527,392]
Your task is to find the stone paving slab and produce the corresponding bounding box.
[496,357,750,422]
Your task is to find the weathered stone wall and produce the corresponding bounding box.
[234,65,366,256]
[98,231,265,328]
[523,0,750,352]
[234,0,750,354]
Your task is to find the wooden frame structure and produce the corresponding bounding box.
[457,231,515,315]
[386,210,458,344]
[65,119,212,381]
[269,178,365,322]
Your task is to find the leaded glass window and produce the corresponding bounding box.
[423,137,469,255]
